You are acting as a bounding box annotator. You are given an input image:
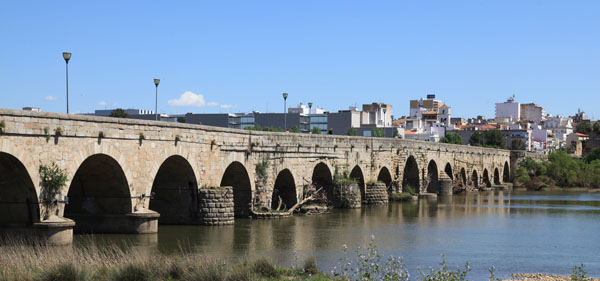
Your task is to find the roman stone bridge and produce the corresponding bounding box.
[0,109,511,244]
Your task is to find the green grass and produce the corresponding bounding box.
[389,193,414,202]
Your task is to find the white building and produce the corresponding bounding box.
[288,102,326,115]
[495,97,520,121]
[520,103,545,123]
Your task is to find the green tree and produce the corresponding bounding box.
[469,131,486,147]
[347,128,357,136]
[484,130,505,149]
[511,139,526,150]
[109,108,130,118]
[371,128,384,137]
[584,148,600,163]
[177,117,185,123]
[290,125,299,133]
[576,122,592,135]
[311,127,322,134]
[440,132,462,144]
[244,123,262,131]
[593,122,600,135]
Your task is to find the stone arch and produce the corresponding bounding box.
[444,163,453,180]
[0,152,39,226]
[472,170,479,189]
[271,169,297,210]
[65,154,132,233]
[483,169,491,187]
[149,155,198,224]
[312,162,333,201]
[403,156,420,194]
[426,160,439,193]
[503,161,510,183]
[460,167,467,186]
[377,166,393,189]
[220,161,252,218]
[350,165,365,199]
[494,168,501,185]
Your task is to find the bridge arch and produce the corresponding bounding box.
[472,170,479,189]
[65,153,132,233]
[426,160,439,193]
[483,169,491,187]
[444,163,453,180]
[220,161,252,218]
[377,166,393,190]
[503,161,510,183]
[0,152,39,226]
[494,168,501,185]
[312,162,333,201]
[271,169,297,210]
[149,155,198,224]
[350,165,365,199]
[403,156,420,194]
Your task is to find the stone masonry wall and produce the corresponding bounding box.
[364,183,389,204]
[197,187,234,225]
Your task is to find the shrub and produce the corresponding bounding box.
[37,263,87,281]
[98,131,105,139]
[252,258,279,278]
[403,184,416,195]
[303,257,320,275]
[138,133,145,141]
[44,127,50,141]
[175,134,181,142]
[113,264,149,281]
[347,128,357,136]
[39,163,68,193]
[0,120,4,133]
[255,158,269,185]
[312,127,322,135]
[54,127,63,137]
[371,127,384,137]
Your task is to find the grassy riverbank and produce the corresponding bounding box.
[0,238,596,281]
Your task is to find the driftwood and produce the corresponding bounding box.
[284,187,323,214]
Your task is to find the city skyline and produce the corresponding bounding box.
[1,1,599,119]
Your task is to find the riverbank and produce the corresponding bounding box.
[504,273,600,280]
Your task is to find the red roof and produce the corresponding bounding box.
[422,111,437,115]
[576,133,589,137]
[405,129,417,135]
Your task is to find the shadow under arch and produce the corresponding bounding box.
[220,161,252,218]
[149,155,198,224]
[312,162,333,201]
[377,166,393,190]
[403,156,420,194]
[271,169,297,210]
[472,170,479,189]
[503,161,510,183]
[444,163,453,179]
[494,168,501,185]
[65,153,132,233]
[426,160,439,193]
[350,165,365,199]
[483,169,491,187]
[0,152,39,227]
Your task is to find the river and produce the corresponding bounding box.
[74,191,600,279]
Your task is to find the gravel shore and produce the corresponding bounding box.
[503,273,599,280]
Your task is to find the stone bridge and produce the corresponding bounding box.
[0,109,511,244]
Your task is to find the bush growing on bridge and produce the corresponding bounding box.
[0,120,5,134]
[255,158,270,186]
[39,163,68,194]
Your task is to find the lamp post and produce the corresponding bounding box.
[62,52,71,114]
[308,102,313,115]
[282,93,288,130]
[154,79,160,121]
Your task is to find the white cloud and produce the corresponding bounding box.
[220,104,233,109]
[168,91,220,107]
[98,101,107,106]
[45,96,57,101]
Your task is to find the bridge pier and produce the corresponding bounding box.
[67,211,159,234]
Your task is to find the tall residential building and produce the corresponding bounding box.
[409,94,442,119]
[361,102,392,127]
[520,103,545,123]
[495,97,520,121]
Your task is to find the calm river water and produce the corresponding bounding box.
[74,191,600,279]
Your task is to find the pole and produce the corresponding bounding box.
[155,85,158,121]
[284,99,287,130]
[66,62,69,114]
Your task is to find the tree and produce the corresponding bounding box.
[469,131,485,147]
[177,117,185,123]
[593,122,600,135]
[576,122,592,135]
[511,139,526,150]
[109,108,130,118]
[484,130,505,149]
[244,123,262,131]
[311,127,322,134]
[347,128,357,136]
[290,125,299,133]
[371,128,384,137]
[440,132,462,144]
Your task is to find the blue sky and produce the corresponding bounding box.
[1,1,599,119]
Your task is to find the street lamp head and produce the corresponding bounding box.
[282,93,288,100]
[308,102,313,108]
[383,108,387,114]
[154,78,160,87]
[62,52,71,63]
